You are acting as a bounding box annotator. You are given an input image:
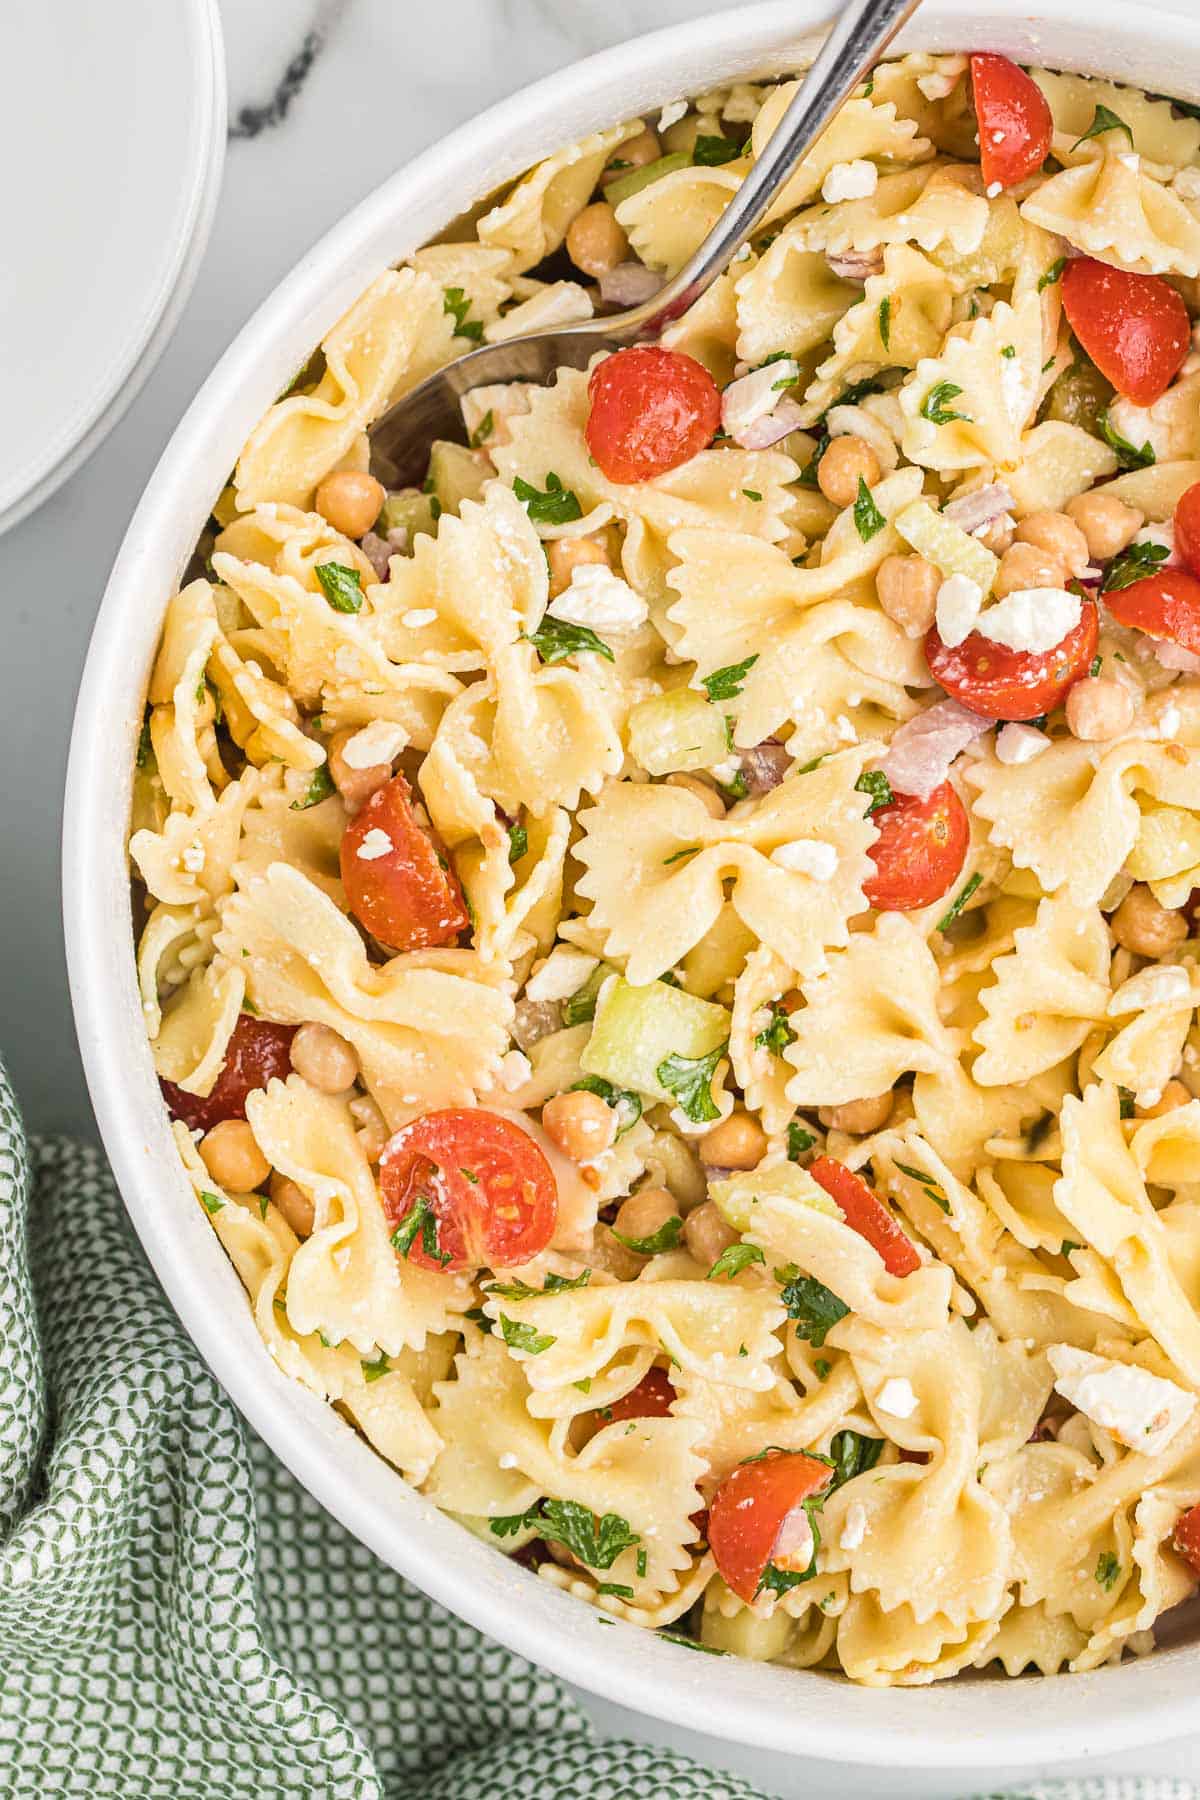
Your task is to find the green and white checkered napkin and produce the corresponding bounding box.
[0,1057,1193,1800]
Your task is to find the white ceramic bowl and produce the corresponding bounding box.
[66,0,1200,1776]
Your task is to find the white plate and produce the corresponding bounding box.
[0,0,224,535]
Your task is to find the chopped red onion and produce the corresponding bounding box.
[826,248,884,282]
[360,528,406,578]
[740,740,792,794]
[512,998,562,1052]
[881,698,992,800]
[598,262,664,308]
[733,395,807,450]
[942,483,1016,537]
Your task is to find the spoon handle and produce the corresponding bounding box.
[621,0,925,338]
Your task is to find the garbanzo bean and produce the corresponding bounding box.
[817,435,882,510]
[314,470,385,540]
[199,1119,270,1194]
[699,1110,767,1170]
[875,554,940,638]
[542,1090,617,1162]
[290,1022,359,1093]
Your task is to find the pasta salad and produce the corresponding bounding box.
[131,50,1200,1685]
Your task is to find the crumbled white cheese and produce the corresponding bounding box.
[770,839,839,879]
[340,720,408,770]
[834,713,859,744]
[1177,168,1200,203]
[720,359,800,439]
[821,159,879,204]
[180,841,206,874]
[1134,521,1179,568]
[975,586,1082,654]
[709,758,741,786]
[916,67,960,101]
[1107,395,1174,464]
[935,574,984,648]
[657,98,688,131]
[1107,963,1194,1017]
[1046,1345,1195,1458]
[401,607,438,630]
[999,351,1030,425]
[525,947,600,1004]
[840,1500,869,1551]
[985,179,1002,198]
[876,1377,919,1418]
[995,721,1050,765]
[497,1049,533,1093]
[546,563,648,633]
[356,828,393,861]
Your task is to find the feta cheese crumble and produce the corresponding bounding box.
[340,720,408,770]
[497,1050,533,1093]
[840,1500,869,1551]
[1046,1345,1195,1458]
[401,608,438,630]
[770,839,839,879]
[975,586,1082,655]
[657,98,688,131]
[876,1377,919,1418]
[995,721,1050,765]
[525,947,600,1004]
[935,573,984,648]
[356,828,393,861]
[546,563,648,633]
[821,159,879,204]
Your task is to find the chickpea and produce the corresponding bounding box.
[613,1185,679,1247]
[992,540,1069,598]
[973,514,1015,555]
[1136,1079,1193,1119]
[665,772,725,818]
[546,533,609,598]
[819,1092,894,1135]
[327,727,392,813]
[683,1199,739,1267]
[601,128,661,184]
[290,1022,359,1094]
[199,1120,270,1194]
[875,554,940,638]
[1014,510,1090,579]
[349,1093,389,1162]
[1066,490,1144,562]
[314,470,385,540]
[1065,675,1135,742]
[270,1171,315,1238]
[1110,884,1189,958]
[542,1090,617,1163]
[699,1109,768,1171]
[566,202,628,278]
[817,435,882,510]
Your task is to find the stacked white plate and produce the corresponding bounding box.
[0,0,225,535]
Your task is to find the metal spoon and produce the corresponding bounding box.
[371,0,923,485]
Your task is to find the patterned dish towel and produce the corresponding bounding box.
[0,1059,1194,1800]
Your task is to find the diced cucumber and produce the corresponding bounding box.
[710,1161,840,1235]
[607,152,692,207]
[627,688,730,777]
[427,440,492,516]
[580,976,729,1106]
[894,499,998,597]
[379,488,438,545]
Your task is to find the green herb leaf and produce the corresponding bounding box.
[636,1547,648,1578]
[136,719,154,768]
[290,763,335,810]
[443,286,484,341]
[1000,344,1016,360]
[893,1160,950,1214]
[852,476,886,543]
[787,1121,816,1162]
[706,1242,766,1282]
[596,1581,635,1598]
[1089,655,1103,677]
[1097,409,1156,471]
[663,845,700,866]
[489,1505,541,1539]
[362,1351,390,1383]
[702,655,758,701]
[469,408,495,448]
[1100,537,1170,593]
[855,768,894,814]
[569,1074,643,1139]
[513,471,583,526]
[694,133,741,165]
[487,1269,592,1301]
[499,1315,557,1355]
[611,1214,684,1257]
[1118,1086,1136,1119]
[920,380,971,426]
[656,1040,729,1123]
[742,487,763,502]
[389,1194,451,1266]
[937,871,982,932]
[656,1629,726,1655]
[560,964,607,1029]
[538,1498,641,1569]
[814,1357,832,1380]
[756,1497,824,1595]
[526,616,614,664]
[507,822,528,864]
[1072,104,1134,151]
[755,1004,796,1057]
[1096,1549,1122,1592]
[878,295,891,351]
[778,1270,849,1348]
[199,1190,225,1215]
[464,1307,495,1335]
[1037,256,1067,292]
[829,1429,884,1487]
[315,562,365,614]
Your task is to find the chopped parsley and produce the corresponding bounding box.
[525,616,614,664]
[611,1214,684,1257]
[1118,1086,1136,1119]
[756,1496,824,1595]
[506,822,528,865]
[814,1358,832,1381]
[491,1498,640,1570]
[498,1315,557,1355]
[596,1582,635,1599]
[136,719,153,768]
[1000,344,1016,359]
[199,1191,225,1215]
[361,1351,390,1383]
[1037,256,1066,292]
[486,1269,592,1301]
[656,1630,726,1655]
[636,1548,648,1579]
[853,476,886,542]
[1095,1550,1122,1592]
[920,380,971,426]
[706,1242,765,1282]
[829,1429,884,1488]
[787,1121,816,1162]
[656,1041,728,1123]
[755,1004,796,1057]
[742,487,763,502]
[1089,655,1103,678]
[702,655,758,701]
[389,1194,451,1266]
[663,845,700,866]
[1097,409,1156,471]
[561,965,607,1028]
[290,763,335,810]
[1072,104,1134,151]
[693,133,741,166]
[936,871,982,932]
[513,471,583,526]
[1100,537,1170,594]
[777,1268,849,1348]
[314,562,365,614]
[569,1074,643,1139]
[855,768,893,814]
[469,408,495,448]
[443,286,484,341]
[877,295,891,351]
[893,1160,950,1214]
[464,1308,495,1334]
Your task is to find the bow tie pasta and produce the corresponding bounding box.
[134,46,1200,1690]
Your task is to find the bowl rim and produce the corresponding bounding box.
[64,0,1200,1768]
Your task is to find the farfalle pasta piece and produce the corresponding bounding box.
[406,242,516,329]
[616,164,744,275]
[136,902,220,1038]
[131,765,269,909]
[733,240,859,367]
[574,749,878,986]
[1001,420,1119,518]
[701,1574,843,1668]
[730,945,798,1136]
[235,269,456,508]
[750,87,931,225]
[1021,151,1200,278]
[836,1594,1005,1687]
[671,1357,862,1481]
[972,896,1111,1086]
[151,958,245,1097]
[478,121,641,271]
[1030,69,1200,174]
[145,580,223,815]
[215,862,512,1124]
[899,291,1044,471]
[797,244,957,425]
[788,163,989,261]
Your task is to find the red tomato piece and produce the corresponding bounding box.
[603,1367,675,1424]
[380,1108,557,1271]
[1177,482,1200,579]
[809,1156,921,1278]
[863,781,969,913]
[340,771,469,952]
[1061,258,1190,406]
[160,1014,296,1132]
[969,53,1053,189]
[925,599,1099,722]
[1106,568,1200,654]
[585,346,721,483]
[1173,1503,1200,1577]
[708,1448,833,1604]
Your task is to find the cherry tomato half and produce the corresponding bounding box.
[925,599,1099,722]
[863,781,968,913]
[809,1156,921,1278]
[708,1448,833,1604]
[1173,1503,1200,1577]
[604,1367,675,1425]
[1174,481,1200,579]
[160,1013,296,1133]
[1062,259,1190,407]
[340,771,469,952]
[380,1108,557,1271]
[585,346,721,484]
[1106,567,1200,655]
[970,54,1053,190]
